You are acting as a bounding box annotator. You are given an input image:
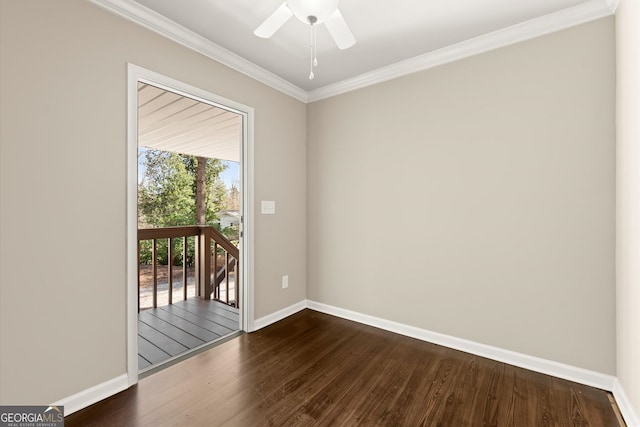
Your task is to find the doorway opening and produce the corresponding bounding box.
[127,65,254,382]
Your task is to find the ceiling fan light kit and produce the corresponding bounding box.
[288,0,339,24]
[254,0,356,80]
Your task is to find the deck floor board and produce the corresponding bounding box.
[137,355,152,370]
[138,298,239,369]
[185,298,239,322]
[145,307,221,342]
[158,303,236,335]
[138,322,189,356]
[178,299,239,330]
[137,336,170,365]
[139,311,205,349]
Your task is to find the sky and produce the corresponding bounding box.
[219,160,240,188]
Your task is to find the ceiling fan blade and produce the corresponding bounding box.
[254,2,293,38]
[324,9,356,49]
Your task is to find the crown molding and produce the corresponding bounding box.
[607,0,621,12]
[307,0,616,102]
[88,0,308,103]
[90,0,614,104]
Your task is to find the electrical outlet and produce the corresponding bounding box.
[282,275,289,289]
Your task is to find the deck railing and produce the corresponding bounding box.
[138,226,239,311]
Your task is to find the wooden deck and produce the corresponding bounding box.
[138,298,239,370]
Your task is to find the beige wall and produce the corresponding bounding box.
[0,0,621,411]
[616,0,640,419]
[307,18,616,374]
[0,0,306,404]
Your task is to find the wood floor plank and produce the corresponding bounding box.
[67,310,624,427]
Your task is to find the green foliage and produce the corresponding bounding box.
[138,149,228,228]
[222,225,239,246]
[139,237,197,266]
[138,149,231,265]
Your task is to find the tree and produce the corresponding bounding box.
[181,154,227,225]
[138,149,195,227]
[196,156,206,225]
[138,149,228,228]
[225,183,240,211]
[138,149,230,266]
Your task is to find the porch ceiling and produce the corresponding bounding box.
[138,83,241,162]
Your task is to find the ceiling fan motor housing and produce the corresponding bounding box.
[286,0,340,24]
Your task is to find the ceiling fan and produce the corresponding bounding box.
[254,0,356,80]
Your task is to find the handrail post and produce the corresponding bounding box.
[195,234,200,297]
[198,227,212,300]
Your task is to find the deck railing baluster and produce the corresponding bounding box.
[233,259,240,308]
[168,237,173,305]
[152,239,158,309]
[138,226,239,310]
[213,242,218,301]
[225,251,230,304]
[137,240,141,313]
[183,236,188,301]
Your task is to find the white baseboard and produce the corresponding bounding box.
[252,300,307,331]
[306,300,615,392]
[614,379,640,427]
[57,301,636,421]
[58,300,307,415]
[54,374,129,416]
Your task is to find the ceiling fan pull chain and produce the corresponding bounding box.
[309,21,315,80]
[313,24,318,67]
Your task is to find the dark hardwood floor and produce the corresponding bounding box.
[67,309,624,426]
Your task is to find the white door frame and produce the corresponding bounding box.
[126,63,255,386]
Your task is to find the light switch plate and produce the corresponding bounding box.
[261,200,276,214]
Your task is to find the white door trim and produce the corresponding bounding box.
[126,63,255,386]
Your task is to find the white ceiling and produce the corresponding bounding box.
[92,0,616,102]
[138,83,241,161]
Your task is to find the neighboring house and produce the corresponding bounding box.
[217,210,240,229]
